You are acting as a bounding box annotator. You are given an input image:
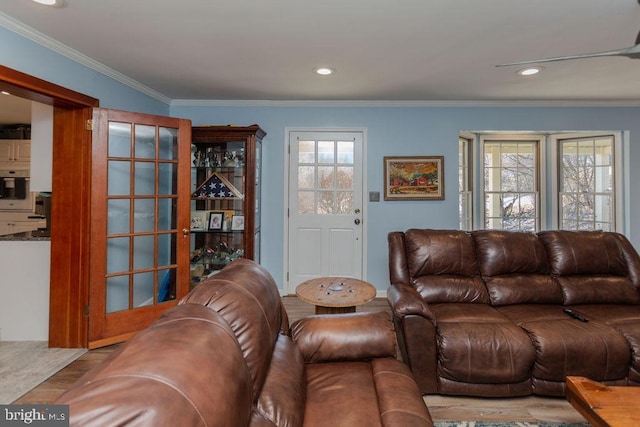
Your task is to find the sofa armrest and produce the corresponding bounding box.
[290,311,396,363]
[387,283,439,393]
[388,283,436,323]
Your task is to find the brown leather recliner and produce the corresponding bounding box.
[56,259,432,427]
[388,229,640,397]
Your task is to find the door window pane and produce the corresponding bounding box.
[297,191,315,214]
[158,198,175,231]
[337,166,354,189]
[158,163,176,195]
[108,199,130,235]
[337,141,354,164]
[133,272,154,308]
[158,233,175,267]
[158,127,178,160]
[318,166,334,189]
[318,141,334,163]
[106,275,129,313]
[108,122,131,158]
[298,166,315,188]
[298,140,315,163]
[107,237,130,274]
[133,235,155,270]
[108,161,131,196]
[134,198,155,232]
[134,125,156,159]
[134,162,156,195]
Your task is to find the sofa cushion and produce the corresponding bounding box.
[520,318,631,382]
[573,304,640,385]
[473,230,563,305]
[251,334,306,427]
[304,362,384,427]
[436,321,536,384]
[539,231,640,305]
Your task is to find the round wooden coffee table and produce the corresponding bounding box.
[295,277,377,314]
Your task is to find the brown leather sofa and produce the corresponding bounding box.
[388,229,640,397]
[56,259,432,427]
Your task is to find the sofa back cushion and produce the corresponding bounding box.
[57,304,253,427]
[472,230,563,305]
[180,259,288,402]
[403,229,489,303]
[539,230,640,305]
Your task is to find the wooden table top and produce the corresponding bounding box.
[566,376,640,427]
[295,277,376,308]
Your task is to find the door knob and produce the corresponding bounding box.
[182,228,190,236]
[355,208,361,214]
[354,219,361,225]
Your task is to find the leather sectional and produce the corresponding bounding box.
[388,229,640,397]
[56,259,432,427]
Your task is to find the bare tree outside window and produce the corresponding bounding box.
[559,136,613,231]
[483,141,538,232]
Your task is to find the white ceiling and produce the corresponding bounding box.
[1,0,640,104]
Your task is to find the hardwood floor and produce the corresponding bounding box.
[13,296,586,423]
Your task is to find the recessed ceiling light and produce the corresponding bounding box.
[32,0,66,7]
[517,67,542,76]
[1,91,10,96]
[314,67,334,76]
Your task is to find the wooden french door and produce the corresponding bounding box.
[88,108,191,348]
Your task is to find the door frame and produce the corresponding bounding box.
[0,64,99,348]
[282,127,368,295]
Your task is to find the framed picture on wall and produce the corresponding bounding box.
[384,156,445,200]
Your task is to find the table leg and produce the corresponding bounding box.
[315,306,356,315]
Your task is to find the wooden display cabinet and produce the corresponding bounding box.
[189,125,265,287]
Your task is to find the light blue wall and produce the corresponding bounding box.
[172,104,640,291]
[0,26,168,115]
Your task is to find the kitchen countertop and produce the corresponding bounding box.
[0,230,51,241]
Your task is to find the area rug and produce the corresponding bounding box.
[434,422,590,427]
[0,341,86,404]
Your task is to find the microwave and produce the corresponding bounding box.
[0,169,34,211]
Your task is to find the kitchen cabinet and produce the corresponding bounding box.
[0,212,46,236]
[0,140,31,166]
[190,125,265,287]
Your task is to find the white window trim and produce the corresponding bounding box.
[478,133,546,231]
[549,131,623,232]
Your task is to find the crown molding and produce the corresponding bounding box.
[0,12,171,105]
[171,99,640,108]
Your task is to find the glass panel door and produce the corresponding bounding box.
[89,108,191,348]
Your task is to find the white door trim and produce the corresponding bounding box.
[282,127,368,295]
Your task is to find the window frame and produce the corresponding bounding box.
[549,131,623,231]
[478,133,546,232]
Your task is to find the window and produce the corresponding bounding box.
[462,131,622,233]
[482,137,540,232]
[557,134,615,231]
[458,136,472,230]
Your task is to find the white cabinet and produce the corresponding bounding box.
[0,140,31,165]
[0,212,45,236]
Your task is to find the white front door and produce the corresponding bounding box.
[286,130,365,292]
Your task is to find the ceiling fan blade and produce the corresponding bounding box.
[496,44,640,67]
